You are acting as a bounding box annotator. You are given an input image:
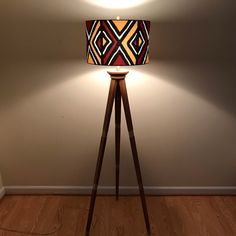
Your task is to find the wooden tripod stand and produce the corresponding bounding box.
[86,71,151,235]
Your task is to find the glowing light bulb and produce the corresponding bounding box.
[116,16,120,20]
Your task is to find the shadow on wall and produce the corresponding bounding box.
[145,63,236,118]
[150,19,236,118]
[0,61,87,112]
[0,19,236,117]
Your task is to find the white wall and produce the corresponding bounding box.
[0,173,5,198]
[0,174,3,188]
[0,0,235,193]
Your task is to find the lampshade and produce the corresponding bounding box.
[86,20,150,66]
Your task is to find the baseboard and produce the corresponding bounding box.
[4,186,236,195]
[0,187,6,199]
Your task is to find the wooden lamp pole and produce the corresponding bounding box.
[85,71,151,235]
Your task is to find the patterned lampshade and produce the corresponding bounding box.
[85,20,151,66]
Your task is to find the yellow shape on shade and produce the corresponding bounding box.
[139,37,142,46]
[103,38,106,46]
[88,54,93,64]
[115,20,128,32]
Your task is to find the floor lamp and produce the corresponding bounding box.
[85,19,151,235]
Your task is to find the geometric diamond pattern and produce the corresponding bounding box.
[86,20,151,66]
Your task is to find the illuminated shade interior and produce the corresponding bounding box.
[86,20,151,66]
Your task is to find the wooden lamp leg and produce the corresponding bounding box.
[115,84,121,200]
[86,71,151,236]
[119,79,151,235]
[86,79,117,235]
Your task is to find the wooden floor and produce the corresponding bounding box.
[0,195,235,236]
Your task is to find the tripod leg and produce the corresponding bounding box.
[86,79,117,235]
[115,83,121,200]
[119,79,151,235]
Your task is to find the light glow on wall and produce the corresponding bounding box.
[84,0,154,9]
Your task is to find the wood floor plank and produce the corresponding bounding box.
[0,195,235,236]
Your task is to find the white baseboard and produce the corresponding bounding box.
[4,186,236,195]
[0,187,6,199]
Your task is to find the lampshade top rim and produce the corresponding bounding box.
[86,19,150,22]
